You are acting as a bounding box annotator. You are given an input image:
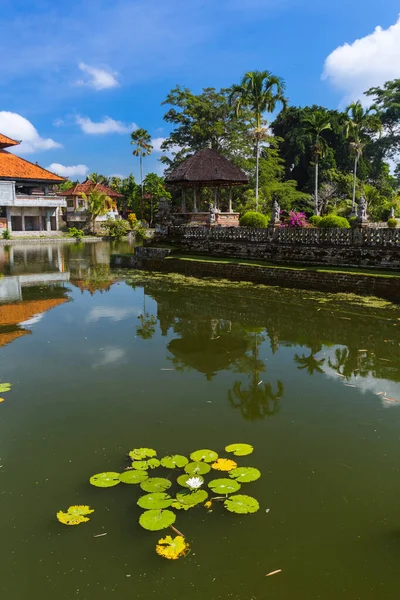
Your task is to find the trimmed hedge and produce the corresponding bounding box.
[318,215,350,229]
[239,211,269,228]
[309,215,322,227]
[387,218,398,229]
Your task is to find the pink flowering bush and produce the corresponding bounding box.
[280,210,309,228]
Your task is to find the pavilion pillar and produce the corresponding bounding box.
[193,187,198,213]
[46,210,51,232]
[21,208,25,231]
[214,188,218,210]
[228,187,233,213]
[181,188,186,212]
[6,207,12,231]
[55,208,59,231]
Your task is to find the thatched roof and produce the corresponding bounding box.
[165,148,248,187]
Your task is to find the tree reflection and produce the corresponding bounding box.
[136,313,157,339]
[294,348,325,375]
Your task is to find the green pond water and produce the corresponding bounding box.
[1,241,400,600]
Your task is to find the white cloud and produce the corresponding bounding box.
[0,111,61,154]
[87,306,140,323]
[47,163,89,179]
[77,62,119,90]
[93,346,126,368]
[323,16,400,104]
[76,115,136,135]
[152,137,181,154]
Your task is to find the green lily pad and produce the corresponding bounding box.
[137,493,173,510]
[129,448,157,460]
[0,383,11,393]
[89,472,121,488]
[190,449,218,463]
[208,478,241,494]
[176,490,208,506]
[225,443,254,456]
[140,477,172,493]
[171,500,194,511]
[160,455,189,469]
[184,461,211,475]
[229,467,261,483]
[139,509,176,531]
[224,494,260,514]
[119,470,149,484]
[132,458,160,470]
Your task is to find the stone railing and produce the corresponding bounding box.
[166,225,400,247]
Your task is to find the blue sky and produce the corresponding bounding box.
[0,0,399,180]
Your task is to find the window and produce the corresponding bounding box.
[67,199,74,208]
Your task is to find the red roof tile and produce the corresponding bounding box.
[62,180,123,198]
[0,133,20,149]
[0,150,65,182]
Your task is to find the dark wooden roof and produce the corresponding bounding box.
[165,148,248,186]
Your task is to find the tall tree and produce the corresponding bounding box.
[88,173,109,185]
[82,189,110,232]
[131,128,153,218]
[228,70,287,209]
[300,111,332,215]
[345,101,382,213]
[366,79,400,158]
[142,173,171,225]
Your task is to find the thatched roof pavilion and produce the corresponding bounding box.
[165,148,248,213]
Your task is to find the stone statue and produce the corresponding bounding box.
[357,196,368,222]
[272,200,280,223]
[209,202,217,224]
[390,207,395,219]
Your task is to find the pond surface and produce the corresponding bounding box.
[1,241,400,600]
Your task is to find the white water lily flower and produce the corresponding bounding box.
[186,476,203,490]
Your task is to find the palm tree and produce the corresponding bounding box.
[229,70,287,209]
[294,351,325,375]
[88,173,109,185]
[82,189,111,232]
[345,101,382,214]
[131,128,153,218]
[301,111,331,215]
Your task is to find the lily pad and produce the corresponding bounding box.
[229,467,261,483]
[0,383,11,393]
[160,455,189,469]
[137,493,173,510]
[224,494,260,514]
[129,448,157,460]
[211,458,237,471]
[177,474,204,488]
[184,461,211,475]
[139,509,176,531]
[171,500,194,511]
[225,443,254,456]
[140,477,172,493]
[119,470,149,484]
[208,478,241,494]
[132,458,160,470]
[90,472,121,488]
[190,449,218,463]
[176,490,208,506]
[57,505,94,526]
[156,535,190,560]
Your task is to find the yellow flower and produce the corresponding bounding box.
[211,458,237,471]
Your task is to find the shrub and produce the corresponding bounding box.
[104,219,130,240]
[387,217,398,229]
[128,213,137,226]
[309,215,322,227]
[132,222,147,241]
[68,227,84,238]
[239,211,269,228]
[348,216,357,227]
[2,229,11,240]
[318,215,350,229]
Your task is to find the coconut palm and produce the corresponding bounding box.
[131,128,153,218]
[229,70,287,209]
[82,189,111,232]
[345,101,382,214]
[294,351,325,375]
[88,172,109,185]
[300,111,332,215]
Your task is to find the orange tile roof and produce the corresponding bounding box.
[0,298,67,326]
[62,179,123,197]
[0,329,30,348]
[0,133,20,149]
[0,150,65,182]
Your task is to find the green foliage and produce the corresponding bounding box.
[229,467,261,483]
[208,478,241,494]
[129,448,157,460]
[318,215,350,228]
[143,173,171,224]
[139,509,176,531]
[89,472,121,488]
[2,229,11,240]
[239,211,268,228]
[160,455,189,469]
[137,493,173,510]
[0,382,11,393]
[177,474,204,488]
[190,449,219,463]
[103,219,130,240]
[309,215,322,227]
[132,458,160,470]
[140,477,172,493]
[387,217,398,228]
[175,490,208,506]
[83,189,110,232]
[119,470,149,484]
[225,443,254,456]
[57,505,94,526]
[68,227,84,239]
[224,494,260,514]
[184,461,211,475]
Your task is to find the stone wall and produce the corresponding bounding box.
[161,226,400,269]
[122,256,400,302]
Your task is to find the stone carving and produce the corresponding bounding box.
[357,196,368,222]
[270,200,281,226]
[390,207,395,219]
